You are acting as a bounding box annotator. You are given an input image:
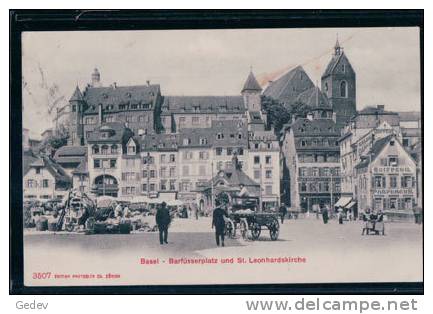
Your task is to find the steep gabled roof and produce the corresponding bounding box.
[241,71,262,92]
[355,134,398,169]
[69,86,84,102]
[322,51,354,78]
[24,156,71,185]
[263,66,314,105]
[296,86,331,109]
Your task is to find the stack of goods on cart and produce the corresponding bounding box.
[58,190,95,232]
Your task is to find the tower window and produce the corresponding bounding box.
[341,64,346,73]
[340,81,347,98]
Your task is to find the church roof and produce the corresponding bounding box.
[69,86,84,102]
[295,86,331,109]
[241,71,262,92]
[161,96,246,114]
[263,66,314,105]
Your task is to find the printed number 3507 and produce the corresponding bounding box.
[32,272,51,279]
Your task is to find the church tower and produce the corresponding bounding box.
[321,38,356,127]
[241,70,262,112]
[68,86,86,146]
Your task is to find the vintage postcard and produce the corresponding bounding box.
[20,26,422,287]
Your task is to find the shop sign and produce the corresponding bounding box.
[372,166,412,174]
[374,188,414,195]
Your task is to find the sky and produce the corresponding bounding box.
[22,27,421,138]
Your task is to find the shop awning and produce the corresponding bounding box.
[334,197,352,208]
[345,201,357,209]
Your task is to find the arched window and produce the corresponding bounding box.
[340,81,347,98]
[101,145,109,155]
[92,145,99,154]
[111,144,118,154]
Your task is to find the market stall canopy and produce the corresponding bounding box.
[131,196,151,203]
[334,197,352,208]
[166,199,183,206]
[345,201,357,209]
[147,198,163,204]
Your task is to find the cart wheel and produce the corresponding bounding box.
[269,219,279,241]
[251,222,261,240]
[225,220,235,238]
[240,220,248,240]
[85,217,96,232]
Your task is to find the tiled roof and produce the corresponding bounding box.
[178,120,248,148]
[355,134,395,169]
[24,156,71,185]
[290,118,340,137]
[139,133,179,152]
[263,66,314,105]
[72,160,88,175]
[23,150,38,174]
[54,146,87,165]
[249,130,278,142]
[241,71,262,92]
[398,111,421,122]
[82,84,160,114]
[322,52,343,77]
[87,122,133,144]
[295,86,331,109]
[161,96,246,114]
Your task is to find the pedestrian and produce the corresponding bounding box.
[212,199,228,247]
[156,202,171,245]
[322,206,329,224]
[337,207,344,224]
[279,205,287,224]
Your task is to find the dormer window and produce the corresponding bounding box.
[216,133,224,140]
[199,138,208,145]
[183,138,191,145]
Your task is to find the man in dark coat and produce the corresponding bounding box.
[156,202,171,245]
[279,205,288,224]
[212,199,228,247]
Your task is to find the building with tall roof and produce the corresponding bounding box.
[355,134,417,218]
[321,38,357,127]
[281,113,341,211]
[160,95,247,133]
[339,105,403,204]
[23,156,71,200]
[68,69,162,146]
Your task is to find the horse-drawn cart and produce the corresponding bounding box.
[225,211,280,241]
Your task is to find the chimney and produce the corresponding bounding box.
[332,112,337,123]
[377,105,385,111]
[113,82,117,89]
[146,80,150,86]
